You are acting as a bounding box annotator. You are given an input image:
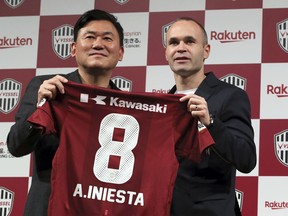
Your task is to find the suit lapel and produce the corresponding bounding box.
[195,72,219,101]
[65,70,82,83]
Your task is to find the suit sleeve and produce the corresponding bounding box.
[209,88,256,173]
[6,76,46,157]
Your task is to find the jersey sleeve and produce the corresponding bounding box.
[175,118,215,162]
[198,123,215,154]
[27,99,57,134]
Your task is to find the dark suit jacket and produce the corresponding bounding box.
[169,72,256,216]
[7,70,120,216]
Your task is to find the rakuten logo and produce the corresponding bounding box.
[210,30,256,43]
[152,89,170,93]
[265,201,288,210]
[0,36,32,49]
[267,84,288,97]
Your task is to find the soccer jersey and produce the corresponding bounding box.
[28,81,214,216]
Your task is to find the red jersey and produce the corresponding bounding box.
[28,81,214,216]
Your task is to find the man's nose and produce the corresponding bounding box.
[177,41,187,52]
[92,37,104,49]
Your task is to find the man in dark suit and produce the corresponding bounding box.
[6,9,124,216]
[165,18,257,216]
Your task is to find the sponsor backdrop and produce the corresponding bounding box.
[0,0,287,215]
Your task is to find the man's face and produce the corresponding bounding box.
[71,20,124,73]
[165,20,210,77]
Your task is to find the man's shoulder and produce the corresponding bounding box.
[207,72,245,91]
[30,70,78,82]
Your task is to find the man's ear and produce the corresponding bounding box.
[165,49,169,61]
[70,42,76,57]
[118,47,124,61]
[203,44,211,60]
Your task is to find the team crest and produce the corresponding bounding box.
[4,0,24,9]
[162,22,174,48]
[277,18,288,53]
[112,76,132,92]
[52,24,74,60]
[235,189,243,211]
[274,130,288,167]
[114,0,129,5]
[0,187,14,216]
[0,78,21,114]
[220,74,247,90]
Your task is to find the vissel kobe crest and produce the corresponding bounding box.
[162,22,173,48]
[0,187,14,216]
[52,25,74,60]
[114,0,129,5]
[220,74,247,91]
[4,0,24,9]
[274,130,288,167]
[112,76,132,92]
[0,78,21,114]
[277,18,288,53]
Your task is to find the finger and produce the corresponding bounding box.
[180,93,204,101]
[41,81,58,90]
[190,109,200,120]
[37,89,53,106]
[54,75,68,83]
[189,104,199,112]
[179,94,194,102]
[44,76,68,94]
[53,75,68,93]
[46,78,67,94]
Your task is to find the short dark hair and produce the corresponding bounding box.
[73,9,124,47]
[173,17,208,45]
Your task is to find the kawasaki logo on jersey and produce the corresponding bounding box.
[80,93,167,114]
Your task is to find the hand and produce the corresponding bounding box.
[179,94,211,126]
[37,75,68,106]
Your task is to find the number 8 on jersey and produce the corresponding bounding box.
[94,113,140,184]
